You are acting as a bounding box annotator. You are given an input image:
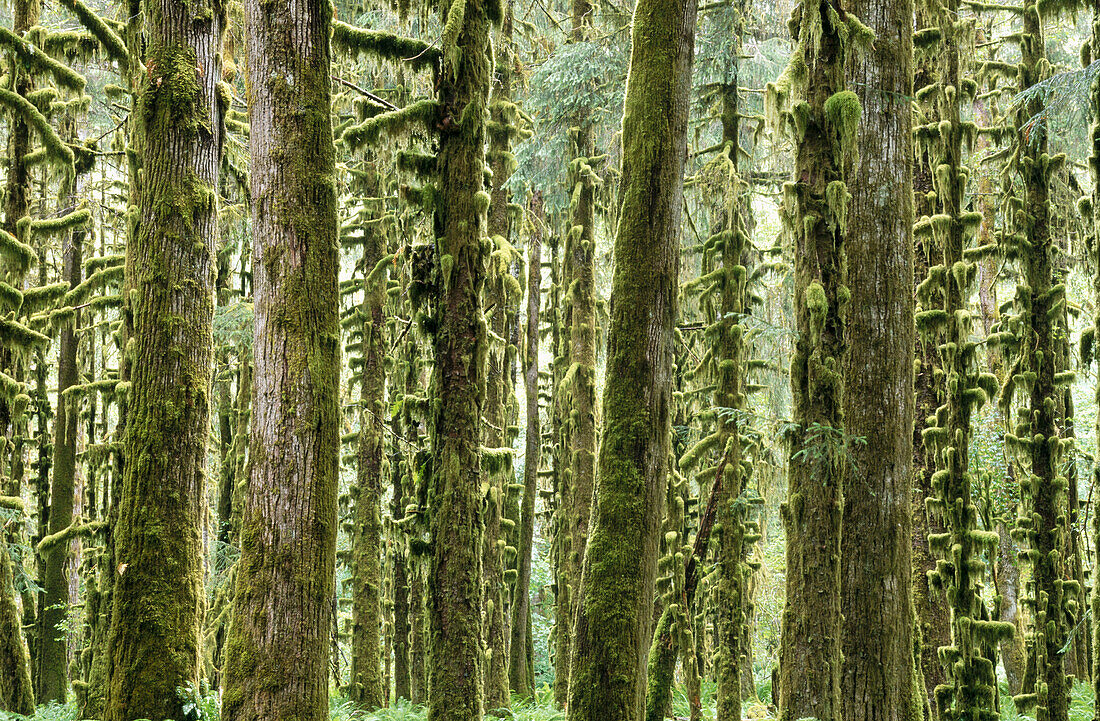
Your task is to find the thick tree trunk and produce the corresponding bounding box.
[221,0,339,717]
[102,0,223,717]
[774,3,860,720]
[565,0,695,714]
[0,0,38,708]
[1090,2,1100,714]
[425,0,492,716]
[840,0,918,717]
[0,530,33,714]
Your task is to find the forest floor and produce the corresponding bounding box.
[1,680,1094,721]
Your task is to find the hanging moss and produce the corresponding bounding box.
[0,87,75,171]
[0,27,86,92]
[331,21,441,71]
[823,90,861,164]
[56,0,128,65]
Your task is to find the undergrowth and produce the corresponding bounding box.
[3,679,1094,721]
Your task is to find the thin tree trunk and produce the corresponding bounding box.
[350,167,386,709]
[39,214,84,703]
[509,194,542,698]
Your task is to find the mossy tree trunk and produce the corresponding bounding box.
[350,167,386,710]
[710,24,754,721]
[564,0,696,713]
[0,0,39,707]
[0,518,33,714]
[483,8,520,701]
[425,0,492,715]
[840,0,919,717]
[912,0,1011,714]
[509,192,542,698]
[221,0,339,716]
[101,0,224,717]
[390,333,412,703]
[1006,6,1071,719]
[38,215,84,704]
[549,220,569,708]
[770,2,866,718]
[560,0,598,703]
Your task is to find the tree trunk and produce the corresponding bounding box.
[102,0,223,716]
[392,410,412,702]
[1012,6,1069,719]
[349,168,386,709]
[565,0,695,713]
[509,194,542,698]
[39,214,84,703]
[840,0,918,717]
[1090,1,1100,713]
[0,529,33,715]
[425,0,492,716]
[774,3,860,720]
[221,0,339,717]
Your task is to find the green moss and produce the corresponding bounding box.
[0,87,74,171]
[823,90,861,164]
[331,21,441,71]
[343,100,441,150]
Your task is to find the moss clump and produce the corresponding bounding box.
[823,90,861,164]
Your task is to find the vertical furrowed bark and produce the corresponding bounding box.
[221,0,339,718]
[426,0,492,715]
[103,0,223,716]
[841,0,918,716]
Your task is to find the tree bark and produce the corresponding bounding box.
[840,0,918,717]
[775,3,860,719]
[221,0,339,717]
[102,0,223,716]
[350,167,386,709]
[564,0,695,714]
[39,214,84,703]
[425,0,493,716]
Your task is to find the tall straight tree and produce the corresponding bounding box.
[565,0,696,714]
[509,193,543,698]
[840,0,920,717]
[221,0,340,717]
[768,1,869,718]
[102,0,224,716]
[39,201,84,703]
[425,0,493,715]
[556,0,598,701]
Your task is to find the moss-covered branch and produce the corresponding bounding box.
[331,21,440,72]
[0,27,86,92]
[0,87,75,170]
[342,99,440,151]
[36,519,106,555]
[56,0,129,66]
